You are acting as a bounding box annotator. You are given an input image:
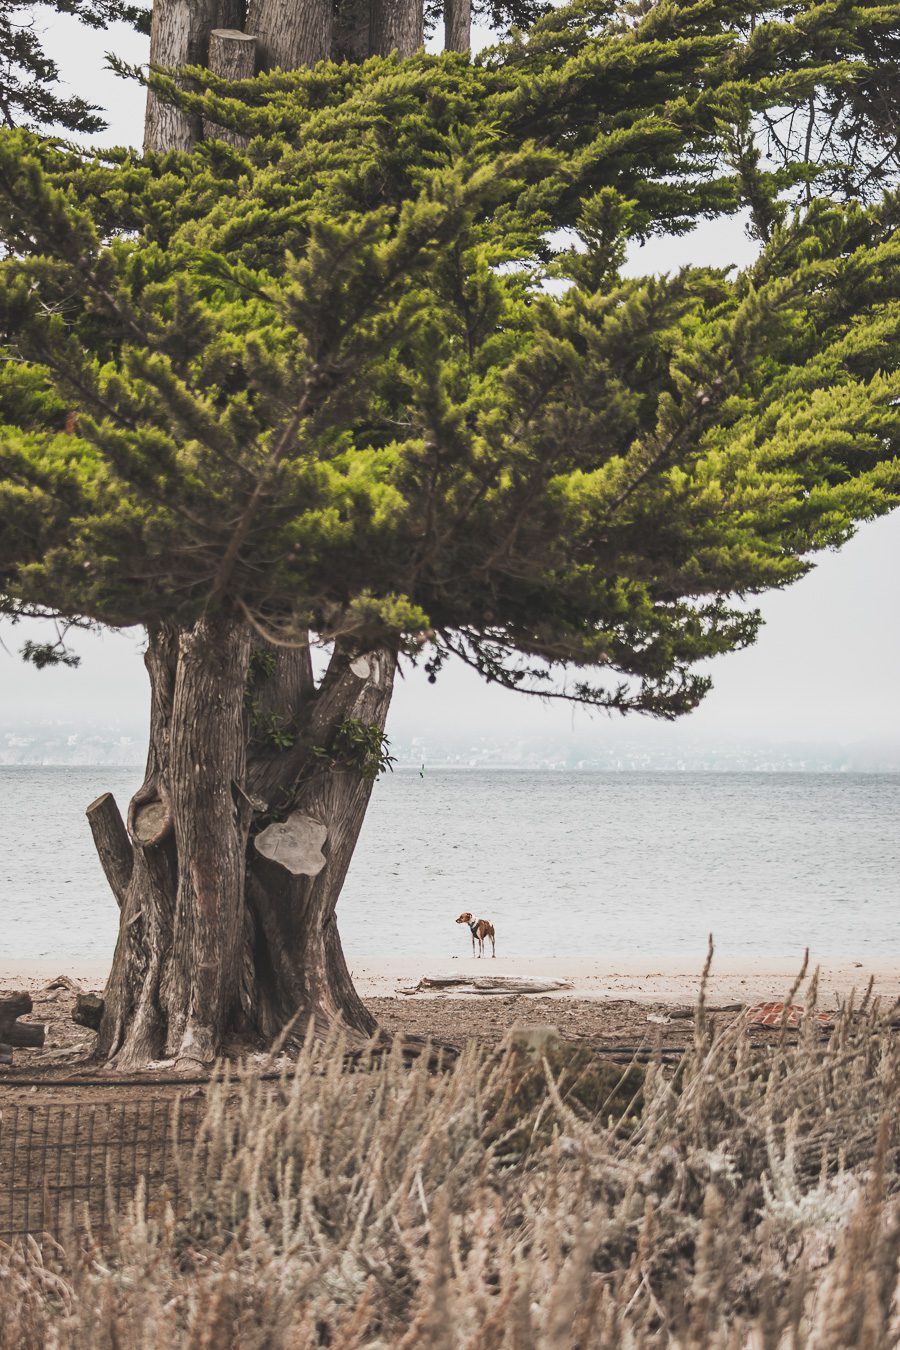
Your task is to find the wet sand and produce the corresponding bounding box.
[3,952,897,1007]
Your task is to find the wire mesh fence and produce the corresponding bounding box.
[0,1096,204,1243]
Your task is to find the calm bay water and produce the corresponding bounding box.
[1,766,898,966]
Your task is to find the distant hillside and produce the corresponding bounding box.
[2,722,898,772]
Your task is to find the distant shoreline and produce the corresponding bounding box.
[3,762,900,774]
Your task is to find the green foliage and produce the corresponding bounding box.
[313,718,397,780]
[245,650,299,749]
[1,0,900,717]
[247,705,298,750]
[19,636,80,667]
[248,645,277,680]
[0,1,150,133]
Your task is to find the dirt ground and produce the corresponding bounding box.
[0,975,744,1098]
[367,994,700,1049]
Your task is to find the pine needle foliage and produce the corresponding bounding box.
[2,0,900,715]
[0,0,150,133]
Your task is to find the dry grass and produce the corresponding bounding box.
[2,992,899,1349]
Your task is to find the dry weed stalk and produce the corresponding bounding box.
[1,1002,899,1349]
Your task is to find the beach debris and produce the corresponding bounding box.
[398,975,574,997]
[45,975,83,994]
[662,1003,743,1021]
[0,992,47,1060]
[72,993,105,1030]
[744,1002,835,1028]
[471,975,572,995]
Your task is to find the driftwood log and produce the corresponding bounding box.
[0,992,46,1059]
[398,975,575,997]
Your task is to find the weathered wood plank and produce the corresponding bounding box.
[398,975,575,996]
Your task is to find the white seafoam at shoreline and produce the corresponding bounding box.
[2,954,898,1009]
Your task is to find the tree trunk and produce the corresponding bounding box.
[94,620,396,1067]
[247,0,332,70]
[97,615,253,1067]
[245,643,397,1038]
[85,793,131,908]
[203,29,258,147]
[145,0,251,152]
[99,0,416,1072]
[144,0,221,152]
[370,0,423,58]
[444,0,471,53]
[96,623,179,1065]
[161,614,252,1065]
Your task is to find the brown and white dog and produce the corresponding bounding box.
[456,911,496,958]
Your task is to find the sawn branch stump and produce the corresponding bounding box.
[0,993,46,1063]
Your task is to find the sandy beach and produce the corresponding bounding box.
[3,952,897,1006]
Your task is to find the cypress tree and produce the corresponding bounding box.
[0,0,149,132]
[1,0,899,1066]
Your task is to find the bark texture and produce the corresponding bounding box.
[163,614,252,1066]
[247,0,332,69]
[204,29,257,147]
[444,0,471,53]
[145,0,220,152]
[95,622,396,1066]
[145,0,254,152]
[245,643,397,1038]
[218,0,247,27]
[86,793,131,908]
[370,0,423,57]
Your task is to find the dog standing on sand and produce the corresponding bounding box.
[456,911,496,958]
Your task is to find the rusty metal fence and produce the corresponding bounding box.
[0,1097,205,1243]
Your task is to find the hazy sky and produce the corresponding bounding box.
[2,8,898,754]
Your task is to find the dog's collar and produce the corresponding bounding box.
[468,918,480,933]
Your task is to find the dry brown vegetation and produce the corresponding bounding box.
[2,991,899,1349]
